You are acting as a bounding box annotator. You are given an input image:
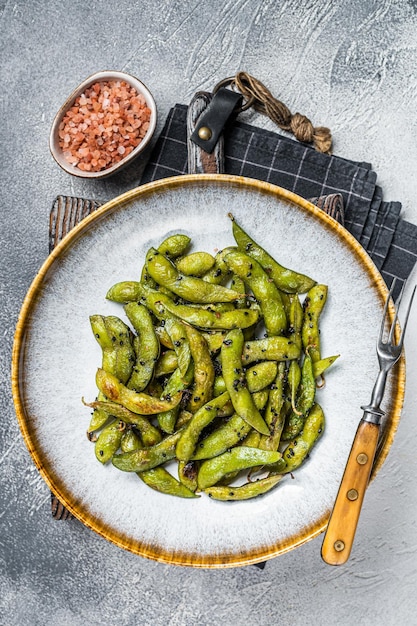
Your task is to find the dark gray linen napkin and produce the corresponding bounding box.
[141,103,417,298]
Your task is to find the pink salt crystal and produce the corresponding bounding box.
[59,79,152,172]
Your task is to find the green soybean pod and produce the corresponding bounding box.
[164,317,191,377]
[213,376,227,397]
[242,336,301,364]
[83,399,162,446]
[246,361,278,393]
[95,419,125,464]
[201,247,236,284]
[112,429,184,473]
[221,329,270,436]
[184,324,215,413]
[281,350,316,441]
[204,474,283,501]
[176,252,216,276]
[301,284,328,362]
[158,364,194,433]
[120,425,198,498]
[197,446,281,490]
[230,216,316,294]
[140,468,199,498]
[88,315,134,433]
[124,302,160,392]
[154,350,178,377]
[95,368,182,415]
[288,293,303,351]
[103,316,136,384]
[157,234,191,257]
[259,362,287,451]
[288,360,301,413]
[224,249,287,336]
[106,281,143,303]
[146,248,241,304]
[192,414,251,460]
[202,331,228,353]
[280,403,325,473]
[313,354,340,379]
[138,285,259,331]
[176,392,231,463]
[178,460,199,493]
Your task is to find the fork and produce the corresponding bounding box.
[321,278,416,566]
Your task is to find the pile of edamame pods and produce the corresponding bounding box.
[84,215,339,500]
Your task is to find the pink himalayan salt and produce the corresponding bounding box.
[58,80,151,172]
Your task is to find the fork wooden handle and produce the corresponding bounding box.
[321,420,380,565]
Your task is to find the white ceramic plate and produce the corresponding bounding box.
[12,175,404,567]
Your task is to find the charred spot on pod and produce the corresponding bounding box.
[174,341,182,347]
[182,461,198,480]
[246,272,252,278]
[112,336,117,342]
[193,396,200,402]
[95,333,100,339]
[214,269,222,277]
[99,450,104,456]
[245,243,253,251]
[223,339,233,346]
[229,491,235,497]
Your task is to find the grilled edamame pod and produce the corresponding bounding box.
[157,234,191,257]
[157,364,194,433]
[246,361,278,392]
[242,336,301,364]
[313,354,340,379]
[164,318,191,376]
[301,284,328,362]
[279,402,325,473]
[88,315,135,432]
[120,426,198,498]
[185,324,215,413]
[124,303,160,392]
[112,428,184,472]
[230,215,316,293]
[225,250,287,336]
[146,248,241,303]
[197,446,282,489]
[176,251,215,276]
[201,247,236,284]
[204,474,283,501]
[95,369,182,415]
[281,349,316,440]
[154,350,178,377]
[176,392,230,462]
[95,419,125,463]
[192,414,251,460]
[135,284,260,331]
[83,399,162,446]
[259,362,287,451]
[222,329,270,436]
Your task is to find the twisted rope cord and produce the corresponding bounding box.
[234,72,332,154]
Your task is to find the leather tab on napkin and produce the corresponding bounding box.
[141,104,417,299]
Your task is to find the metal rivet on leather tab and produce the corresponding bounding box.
[356,453,368,465]
[198,126,212,141]
[347,489,359,501]
[334,540,345,552]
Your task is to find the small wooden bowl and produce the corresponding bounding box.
[49,70,157,179]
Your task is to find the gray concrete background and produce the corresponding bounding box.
[2,1,417,624]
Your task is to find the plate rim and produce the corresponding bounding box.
[11,173,405,567]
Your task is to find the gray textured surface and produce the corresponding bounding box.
[1,1,417,625]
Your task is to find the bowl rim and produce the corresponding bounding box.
[49,70,157,179]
